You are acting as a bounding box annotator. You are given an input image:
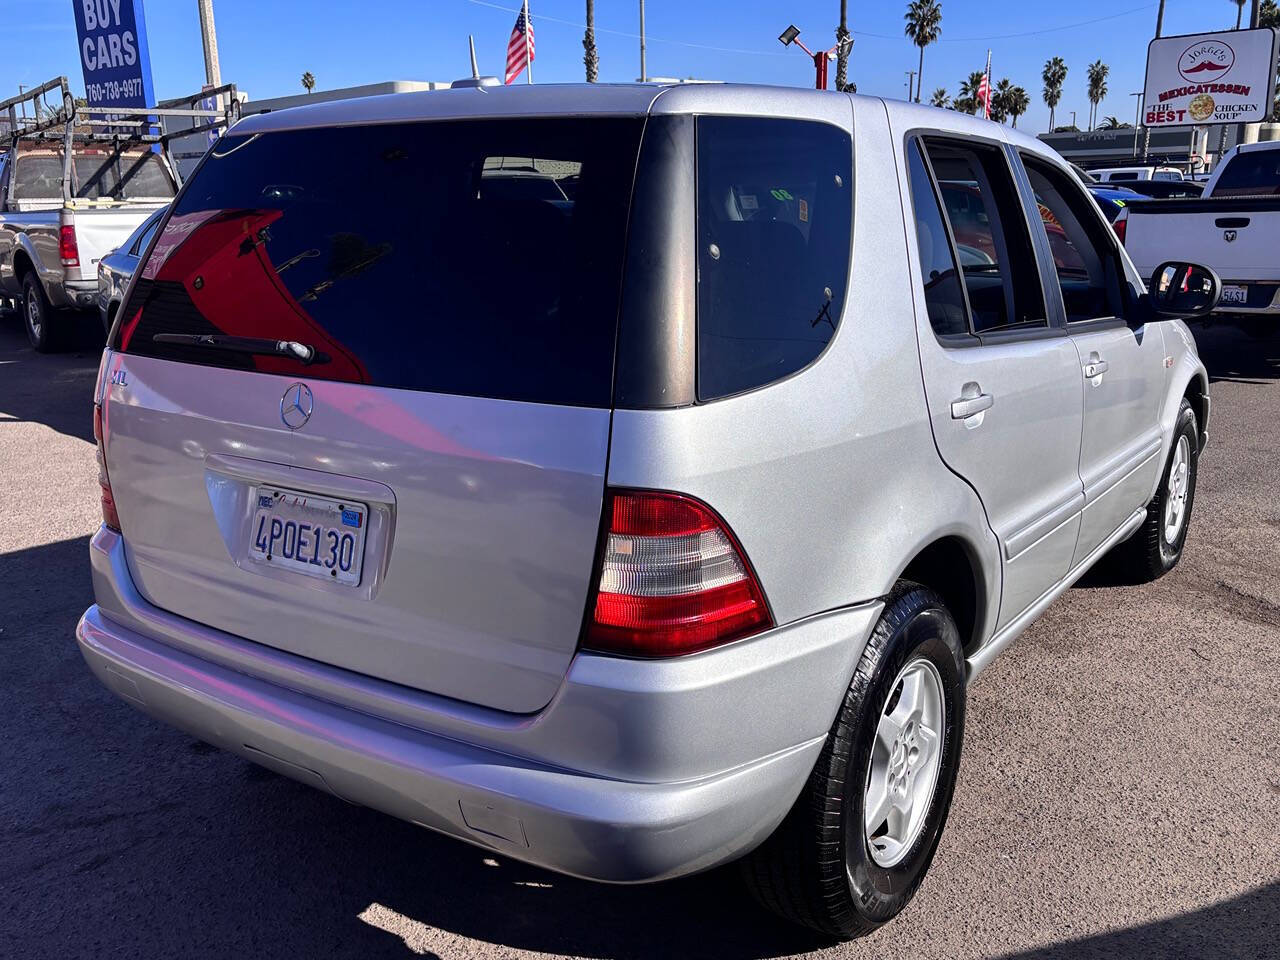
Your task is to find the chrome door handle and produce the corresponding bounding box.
[951,392,994,419]
[1083,359,1109,378]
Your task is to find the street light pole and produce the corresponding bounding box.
[778,25,852,91]
[905,71,917,102]
[197,0,222,88]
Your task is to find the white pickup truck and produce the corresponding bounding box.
[1115,140,1280,333]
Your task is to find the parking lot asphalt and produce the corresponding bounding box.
[1,315,1277,960]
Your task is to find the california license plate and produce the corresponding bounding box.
[247,486,367,586]
[1220,285,1248,305]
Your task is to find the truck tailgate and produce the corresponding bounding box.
[1123,198,1280,284]
[68,205,166,282]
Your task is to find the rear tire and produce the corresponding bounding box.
[741,582,966,940]
[1104,399,1199,584]
[22,272,60,353]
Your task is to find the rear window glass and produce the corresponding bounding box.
[695,116,852,401]
[115,118,644,406]
[1213,151,1280,197]
[12,148,174,200]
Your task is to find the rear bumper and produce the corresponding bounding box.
[78,527,882,882]
[47,278,98,310]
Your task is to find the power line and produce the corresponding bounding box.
[853,3,1157,43]
[463,0,789,57]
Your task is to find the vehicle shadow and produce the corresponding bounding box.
[0,312,104,444]
[0,533,831,960]
[1191,322,1280,384]
[993,880,1280,960]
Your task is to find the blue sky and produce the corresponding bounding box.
[3,1,1258,133]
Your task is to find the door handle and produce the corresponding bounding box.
[951,392,994,419]
[1083,359,1109,379]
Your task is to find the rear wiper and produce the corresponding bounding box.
[151,333,330,365]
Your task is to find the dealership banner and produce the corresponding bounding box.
[1143,27,1279,128]
[71,0,157,109]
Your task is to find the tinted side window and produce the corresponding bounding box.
[696,116,852,401]
[906,140,969,337]
[923,140,1046,334]
[1023,158,1123,324]
[114,119,644,407]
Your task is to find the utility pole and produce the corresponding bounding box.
[639,0,647,82]
[905,71,917,102]
[1140,0,1165,160]
[197,0,222,88]
[1130,92,1143,156]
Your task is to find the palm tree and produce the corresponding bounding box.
[1007,85,1030,127]
[1230,0,1247,28]
[583,0,599,82]
[301,71,315,94]
[1099,115,1122,129]
[929,87,949,108]
[904,0,942,103]
[835,0,851,93]
[956,69,985,114]
[1086,59,1109,129]
[1042,57,1067,132]
[990,78,1013,123]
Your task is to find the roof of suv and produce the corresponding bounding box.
[231,81,1059,164]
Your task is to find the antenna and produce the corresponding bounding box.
[469,35,480,79]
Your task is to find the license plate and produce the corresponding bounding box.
[247,486,367,586]
[1220,285,1248,305]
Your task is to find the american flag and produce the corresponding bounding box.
[505,3,535,85]
[976,50,992,118]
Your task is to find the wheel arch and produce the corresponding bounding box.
[1181,371,1209,449]
[896,534,991,656]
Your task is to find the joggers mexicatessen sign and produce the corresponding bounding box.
[1142,27,1279,127]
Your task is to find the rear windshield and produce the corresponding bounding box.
[13,147,175,200]
[1212,150,1280,197]
[114,118,644,407]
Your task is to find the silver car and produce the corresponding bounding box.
[79,84,1214,939]
[96,207,166,336]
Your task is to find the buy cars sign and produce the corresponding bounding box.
[1143,27,1279,127]
[71,0,157,109]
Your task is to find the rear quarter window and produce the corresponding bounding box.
[113,118,644,407]
[695,116,852,401]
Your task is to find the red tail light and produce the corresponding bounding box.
[93,402,121,532]
[1113,215,1126,245]
[584,490,772,657]
[59,224,80,267]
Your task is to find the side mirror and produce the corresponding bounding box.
[1148,261,1221,319]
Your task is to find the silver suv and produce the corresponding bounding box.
[79,84,1214,938]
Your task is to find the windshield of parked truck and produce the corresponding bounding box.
[113,118,644,407]
[1212,150,1280,197]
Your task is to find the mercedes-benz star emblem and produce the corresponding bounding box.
[280,382,314,430]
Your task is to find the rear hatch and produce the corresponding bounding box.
[104,116,645,713]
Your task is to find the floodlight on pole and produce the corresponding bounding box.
[778,24,852,90]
